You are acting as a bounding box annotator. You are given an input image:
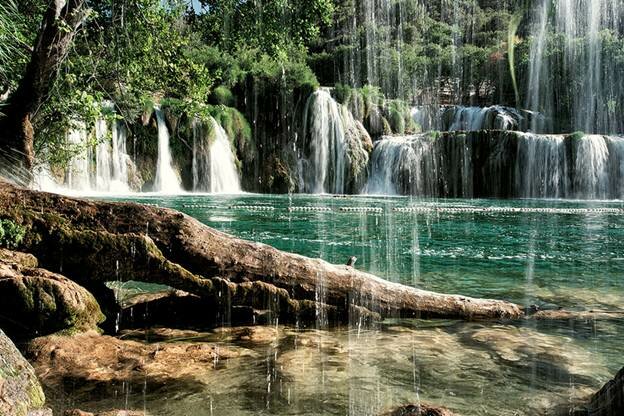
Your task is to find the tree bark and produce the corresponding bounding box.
[0,180,523,323]
[0,0,87,177]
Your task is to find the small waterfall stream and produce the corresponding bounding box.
[298,89,370,195]
[63,118,133,193]
[153,108,182,193]
[192,117,241,193]
[66,125,91,191]
[299,89,348,194]
[366,132,624,199]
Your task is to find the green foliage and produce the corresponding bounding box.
[0,0,26,94]
[196,0,334,57]
[333,83,353,105]
[386,100,418,135]
[0,219,26,249]
[209,86,235,106]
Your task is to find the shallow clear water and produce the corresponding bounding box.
[82,194,624,415]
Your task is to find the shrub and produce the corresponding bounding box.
[0,219,26,249]
[209,86,235,107]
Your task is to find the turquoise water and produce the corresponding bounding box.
[87,194,624,415]
[120,194,624,309]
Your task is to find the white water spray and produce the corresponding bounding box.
[153,108,182,193]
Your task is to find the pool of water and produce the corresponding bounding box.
[83,194,624,415]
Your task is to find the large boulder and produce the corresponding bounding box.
[0,329,51,416]
[0,251,104,340]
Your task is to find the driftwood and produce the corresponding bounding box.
[0,180,522,323]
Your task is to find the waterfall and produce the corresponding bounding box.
[51,113,133,194]
[366,135,437,196]
[574,135,610,199]
[110,121,130,192]
[298,89,370,194]
[527,0,624,134]
[299,90,348,194]
[94,118,131,193]
[95,118,112,191]
[191,117,241,193]
[66,125,91,191]
[441,106,526,132]
[366,132,624,199]
[515,134,567,198]
[153,108,182,193]
[411,105,532,133]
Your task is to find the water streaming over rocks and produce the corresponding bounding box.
[367,131,624,199]
[57,118,134,193]
[298,89,371,194]
[411,105,541,133]
[191,117,241,193]
[153,108,182,193]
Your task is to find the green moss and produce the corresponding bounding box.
[333,83,353,105]
[382,117,392,136]
[570,131,585,141]
[209,86,235,107]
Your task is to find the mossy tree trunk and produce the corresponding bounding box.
[0,180,523,324]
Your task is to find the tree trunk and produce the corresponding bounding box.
[0,180,523,323]
[0,0,87,178]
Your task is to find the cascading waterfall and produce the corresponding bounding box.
[62,117,132,193]
[366,135,437,196]
[110,121,130,191]
[412,105,537,132]
[527,0,624,134]
[95,119,131,193]
[299,90,348,194]
[153,108,182,193]
[66,125,91,191]
[442,106,525,132]
[191,117,241,193]
[366,132,624,199]
[514,134,567,198]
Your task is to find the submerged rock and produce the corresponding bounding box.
[25,330,256,410]
[0,329,51,416]
[0,253,104,340]
[379,403,456,416]
[65,410,146,416]
[462,324,609,383]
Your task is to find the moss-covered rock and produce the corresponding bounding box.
[0,329,50,416]
[0,254,105,340]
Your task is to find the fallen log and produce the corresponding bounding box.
[0,180,522,322]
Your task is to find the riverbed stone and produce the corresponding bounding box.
[25,330,257,409]
[0,329,50,416]
[64,410,146,416]
[378,403,457,416]
[461,324,609,383]
[0,256,105,340]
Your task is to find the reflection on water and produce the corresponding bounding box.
[74,194,624,415]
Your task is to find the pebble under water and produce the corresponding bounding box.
[85,193,624,416]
